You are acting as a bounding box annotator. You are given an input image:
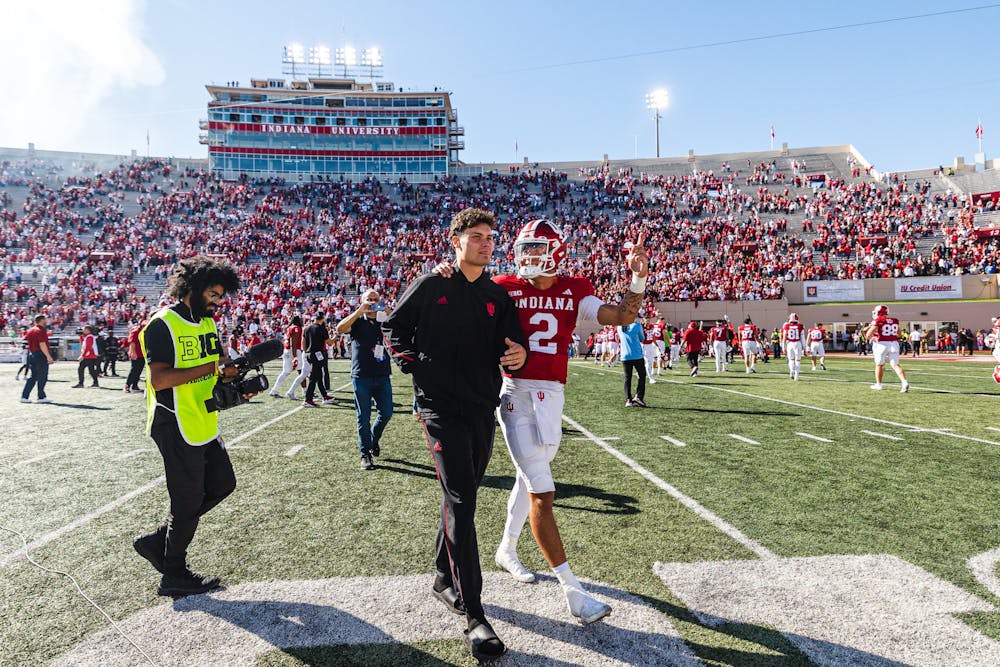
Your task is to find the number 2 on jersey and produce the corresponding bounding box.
[528,312,558,354]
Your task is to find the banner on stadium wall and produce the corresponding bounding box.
[803,280,865,303]
[894,276,963,300]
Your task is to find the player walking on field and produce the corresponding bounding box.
[865,305,910,392]
[781,313,805,381]
[738,317,758,374]
[808,323,827,371]
[435,219,648,624]
[710,320,729,372]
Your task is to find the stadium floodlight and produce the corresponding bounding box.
[336,46,358,76]
[309,45,332,77]
[645,88,669,158]
[284,43,305,64]
[361,47,382,67]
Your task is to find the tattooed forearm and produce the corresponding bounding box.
[616,289,643,324]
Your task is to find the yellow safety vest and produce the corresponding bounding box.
[140,307,222,445]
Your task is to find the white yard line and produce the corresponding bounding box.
[987,427,1000,433]
[728,434,760,445]
[14,451,62,468]
[570,362,1000,448]
[0,381,354,569]
[860,430,903,441]
[658,435,687,447]
[795,432,833,443]
[284,445,305,457]
[564,415,775,559]
[114,450,148,461]
[569,436,620,441]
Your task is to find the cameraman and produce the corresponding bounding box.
[133,256,245,597]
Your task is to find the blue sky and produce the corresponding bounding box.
[2,1,998,172]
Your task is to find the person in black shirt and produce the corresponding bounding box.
[302,312,335,407]
[101,330,121,377]
[382,208,527,660]
[336,288,392,470]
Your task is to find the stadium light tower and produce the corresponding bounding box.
[309,45,332,77]
[361,47,383,82]
[645,88,669,158]
[335,46,358,77]
[282,43,306,78]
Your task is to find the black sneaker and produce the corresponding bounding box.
[465,617,506,659]
[71,383,84,388]
[632,397,648,408]
[360,455,375,471]
[372,440,381,457]
[133,528,167,573]
[157,568,222,597]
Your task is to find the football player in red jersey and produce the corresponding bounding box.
[864,305,909,392]
[270,315,305,399]
[807,323,827,371]
[710,319,729,372]
[738,316,759,374]
[780,313,805,381]
[433,219,647,624]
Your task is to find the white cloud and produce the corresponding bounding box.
[0,0,165,151]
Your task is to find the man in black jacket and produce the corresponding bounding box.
[302,312,336,408]
[382,207,527,660]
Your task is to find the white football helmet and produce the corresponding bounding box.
[788,312,798,322]
[872,305,888,319]
[514,219,566,279]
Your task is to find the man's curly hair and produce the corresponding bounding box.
[166,256,241,300]
[449,208,496,237]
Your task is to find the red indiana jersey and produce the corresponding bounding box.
[808,326,825,342]
[710,325,728,342]
[782,322,805,342]
[871,316,900,342]
[738,324,757,342]
[650,324,664,342]
[495,274,596,384]
[285,324,302,350]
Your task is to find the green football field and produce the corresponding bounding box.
[2,354,1000,666]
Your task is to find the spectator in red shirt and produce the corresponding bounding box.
[20,314,54,403]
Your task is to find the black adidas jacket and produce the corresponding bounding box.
[382,270,526,414]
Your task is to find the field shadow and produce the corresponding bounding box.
[584,580,916,667]
[36,402,112,410]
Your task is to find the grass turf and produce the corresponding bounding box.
[1,355,999,665]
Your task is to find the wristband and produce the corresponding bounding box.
[629,274,647,293]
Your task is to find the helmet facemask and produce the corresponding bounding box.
[515,239,558,279]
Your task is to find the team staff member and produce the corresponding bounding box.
[336,289,393,471]
[72,325,101,388]
[681,321,708,377]
[20,314,54,404]
[383,208,527,660]
[302,312,336,407]
[133,256,245,598]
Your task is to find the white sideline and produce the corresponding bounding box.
[860,430,903,441]
[571,362,1000,448]
[563,414,775,559]
[14,451,63,468]
[0,381,353,569]
[795,432,833,443]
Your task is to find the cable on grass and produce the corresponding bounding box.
[0,524,159,667]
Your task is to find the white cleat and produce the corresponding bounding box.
[648,377,656,384]
[900,382,910,393]
[495,548,536,583]
[564,586,612,625]
[870,383,884,390]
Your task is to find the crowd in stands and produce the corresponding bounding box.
[2,154,999,344]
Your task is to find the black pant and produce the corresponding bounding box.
[151,421,236,573]
[102,355,117,375]
[305,353,330,400]
[687,351,700,369]
[623,358,646,401]
[77,358,100,385]
[420,409,495,621]
[126,358,145,388]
